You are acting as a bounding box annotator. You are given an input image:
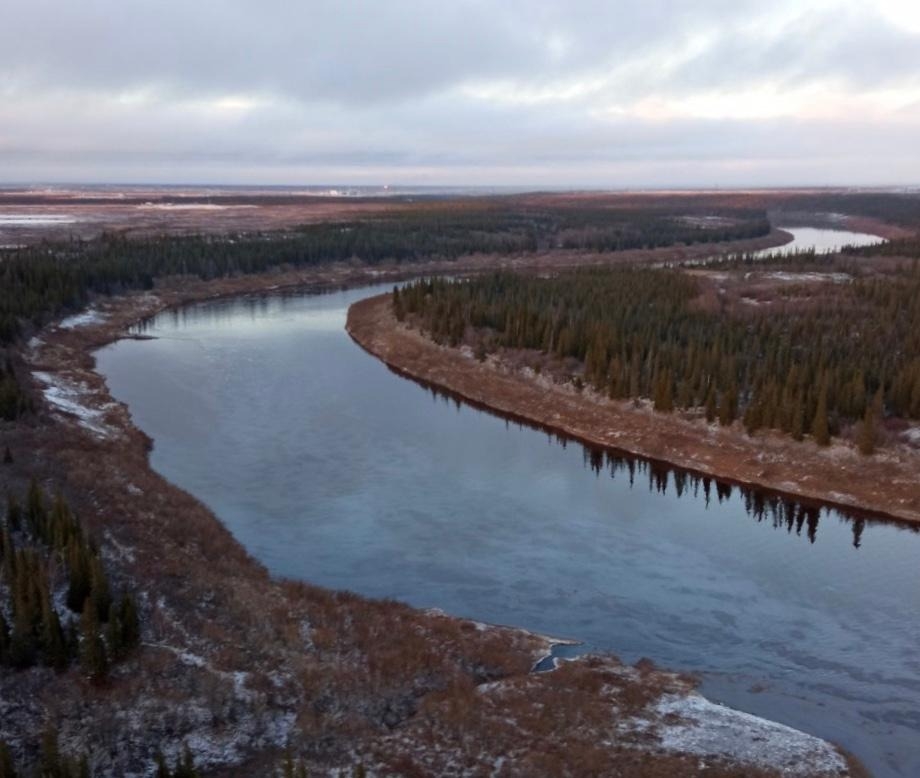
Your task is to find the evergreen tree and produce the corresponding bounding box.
[6,493,21,531]
[66,540,92,614]
[0,740,16,778]
[858,404,877,456]
[392,287,406,322]
[791,394,805,442]
[0,612,10,665]
[154,752,171,778]
[2,446,11,465]
[79,598,108,684]
[812,383,831,446]
[41,590,69,672]
[173,744,199,778]
[89,557,111,623]
[118,594,140,652]
[38,728,62,778]
[704,385,717,423]
[718,385,737,427]
[653,370,674,413]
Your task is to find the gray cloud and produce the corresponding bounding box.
[1,0,919,185]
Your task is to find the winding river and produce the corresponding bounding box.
[96,229,917,777]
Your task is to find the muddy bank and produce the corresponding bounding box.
[1,260,868,776]
[347,293,920,525]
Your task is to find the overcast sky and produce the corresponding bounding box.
[2,0,919,187]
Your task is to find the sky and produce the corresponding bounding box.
[1,0,920,188]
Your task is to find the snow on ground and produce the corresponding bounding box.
[760,271,851,284]
[57,308,106,329]
[32,371,115,438]
[0,214,79,226]
[903,427,920,446]
[136,203,257,211]
[652,692,848,776]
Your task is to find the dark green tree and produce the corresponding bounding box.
[79,598,108,684]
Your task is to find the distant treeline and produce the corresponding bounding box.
[0,204,770,345]
[772,191,920,229]
[845,235,920,259]
[397,263,920,449]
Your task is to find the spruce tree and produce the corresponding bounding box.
[392,287,406,322]
[66,541,92,613]
[119,594,140,651]
[41,588,69,672]
[38,728,61,778]
[858,405,876,456]
[6,493,21,531]
[812,383,831,446]
[89,557,112,622]
[0,740,16,778]
[154,752,171,778]
[0,613,9,665]
[704,385,717,423]
[718,385,737,427]
[173,744,199,778]
[80,598,108,684]
[25,478,45,538]
[791,393,805,442]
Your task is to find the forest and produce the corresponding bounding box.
[0,203,770,345]
[0,481,139,678]
[396,261,920,451]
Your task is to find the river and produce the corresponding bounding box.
[95,228,918,777]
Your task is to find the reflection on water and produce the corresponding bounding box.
[423,378,903,551]
[98,273,920,778]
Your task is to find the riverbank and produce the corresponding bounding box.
[347,293,920,525]
[1,261,866,775]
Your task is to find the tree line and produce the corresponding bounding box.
[396,263,920,451]
[0,733,202,778]
[0,204,771,345]
[1,481,139,680]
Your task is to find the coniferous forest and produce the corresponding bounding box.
[0,481,139,678]
[396,261,920,448]
[0,203,770,345]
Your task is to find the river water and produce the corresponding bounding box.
[95,229,918,777]
[755,226,882,255]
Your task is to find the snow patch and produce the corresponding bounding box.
[0,214,78,226]
[652,692,847,776]
[32,371,115,438]
[136,203,257,211]
[57,308,106,329]
[761,271,851,284]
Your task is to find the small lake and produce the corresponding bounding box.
[95,229,918,777]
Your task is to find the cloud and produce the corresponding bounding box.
[1,0,919,185]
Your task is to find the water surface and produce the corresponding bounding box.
[757,226,882,255]
[96,230,918,777]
